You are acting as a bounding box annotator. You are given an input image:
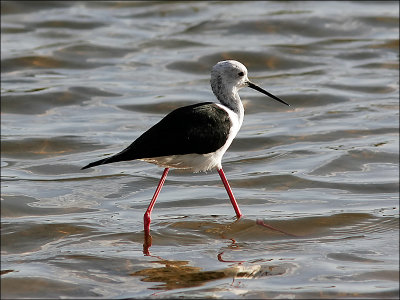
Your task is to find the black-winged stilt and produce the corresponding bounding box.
[81,60,289,234]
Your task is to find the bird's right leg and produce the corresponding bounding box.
[217,168,243,218]
[144,168,169,234]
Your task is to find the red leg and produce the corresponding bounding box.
[218,168,242,218]
[144,168,169,234]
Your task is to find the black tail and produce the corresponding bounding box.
[81,147,138,170]
[81,157,111,170]
[81,153,126,170]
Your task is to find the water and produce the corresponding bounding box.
[1,1,399,298]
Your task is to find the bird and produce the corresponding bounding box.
[81,60,290,234]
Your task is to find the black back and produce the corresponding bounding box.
[82,102,232,169]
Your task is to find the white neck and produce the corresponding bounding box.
[212,83,244,123]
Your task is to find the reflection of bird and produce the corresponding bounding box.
[82,60,289,234]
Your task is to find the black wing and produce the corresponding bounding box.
[81,102,231,169]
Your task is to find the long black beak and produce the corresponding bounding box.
[247,81,290,106]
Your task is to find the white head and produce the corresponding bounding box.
[211,60,249,97]
[210,60,289,108]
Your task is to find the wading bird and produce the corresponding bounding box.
[82,60,290,235]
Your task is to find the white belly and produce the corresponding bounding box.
[141,152,222,172]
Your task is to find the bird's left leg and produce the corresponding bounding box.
[144,168,169,234]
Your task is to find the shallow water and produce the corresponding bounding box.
[1,1,399,299]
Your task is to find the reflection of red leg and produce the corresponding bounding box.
[256,219,297,237]
[143,231,152,256]
[217,252,245,263]
[144,168,169,234]
[217,239,245,263]
[218,168,242,218]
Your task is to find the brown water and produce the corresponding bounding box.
[1,1,399,299]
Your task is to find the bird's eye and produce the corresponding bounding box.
[238,72,244,77]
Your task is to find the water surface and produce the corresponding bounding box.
[1,1,399,299]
